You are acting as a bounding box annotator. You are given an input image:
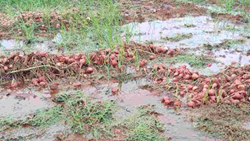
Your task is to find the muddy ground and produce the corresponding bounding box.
[1,0,250,141]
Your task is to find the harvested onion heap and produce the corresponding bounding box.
[157,64,250,108]
[0,43,179,87]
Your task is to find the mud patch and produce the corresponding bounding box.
[120,0,206,23]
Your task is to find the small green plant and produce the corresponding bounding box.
[56,91,117,134]
[161,33,193,42]
[225,0,235,12]
[124,106,167,141]
[24,106,62,127]
[172,54,210,68]
[0,117,17,131]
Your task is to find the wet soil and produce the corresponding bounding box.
[1,1,250,141]
[0,78,218,141]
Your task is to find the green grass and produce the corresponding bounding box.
[152,54,212,68]
[25,106,63,127]
[124,106,167,141]
[0,0,129,54]
[55,91,117,134]
[161,33,193,42]
[0,91,168,140]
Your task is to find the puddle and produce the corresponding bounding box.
[0,89,54,120]
[187,47,250,67]
[0,39,58,55]
[173,63,222,76]
[0,123,69,141]
[243,122,250,130]
[0,78,218,141]
[123,16,248,49]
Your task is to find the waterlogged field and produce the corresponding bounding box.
[0,0,250,141]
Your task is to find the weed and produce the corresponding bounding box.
[0,117,17,131]
[225,0,235,12]
[0,0,128,53]
[184,24,196,28]
[124,106,167,141]
[172,54,211,68]
[24,106,62,127]
[161,33,193,42]
[55,91,117,134]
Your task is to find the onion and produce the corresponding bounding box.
[234,80,241,85]
[178,73,184,78]
[231,74,237,78]
[205,78,210,83]
[3,66,8,71]
[39,76,45,82]
[172,77,178,82]
[39,82,46,86]
[68,58,75,64]
[179,91,185,97]
[56,63,62,67]
[184,74,191,80]
[207,63,212,67]
[11,81,19,88]
[56,23,61,28]
[192,73,199,80]
[181,65,186,68]
[237,84,245,90]
[212,83,218,89]
[167,49,174,56]
[149,55,156,60]
[174,72,179,76]
[139,59,147,67]
[110,54,116,60]
[198,92,205,99]
[192,86,198,91]
[187,101,195,108]
[9,64,13,69]
[112,88,118,95]
[79,59,86,65]
[208,89,215,96]
[111,60,118,67]
[174,101,181,107]
[73,82,82,87]
[163,96,169,102]
[232,93,243,99]
[188,85,193,90]
[90,52,97,60]
[242,74,249,79]
[105,48,111,53]
[32,78,39,86]
[59,57,66,62]
[86,67,94,74]
[74,53,82,61]
[164,99,172,105]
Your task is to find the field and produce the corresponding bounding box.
[0,0,250,141]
